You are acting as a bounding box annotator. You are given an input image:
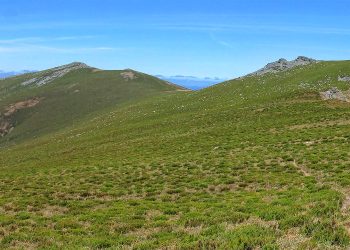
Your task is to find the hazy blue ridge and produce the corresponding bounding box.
[155,75,227,90]
[0,70,36,79]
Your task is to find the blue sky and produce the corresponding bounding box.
[0,0,350,78]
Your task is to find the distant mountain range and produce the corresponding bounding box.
[0,70,36,79]
[155,75,227,90]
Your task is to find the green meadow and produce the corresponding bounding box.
[1,61,350,249]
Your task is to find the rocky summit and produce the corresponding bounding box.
[21,62,91,87]
[248,56,318,76]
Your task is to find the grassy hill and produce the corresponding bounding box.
[1,60,350,249]
[0,63,186,144]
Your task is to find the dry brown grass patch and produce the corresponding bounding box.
[40,205,69,218]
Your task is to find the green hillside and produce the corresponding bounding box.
[1,60,350,249]
[0,62,186,145]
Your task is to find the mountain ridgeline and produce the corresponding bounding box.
[1,57,350,249]
[0,62,186,143]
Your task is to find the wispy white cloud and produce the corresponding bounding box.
[0,45,123,54]
[0,37,41,44]
[52,35,97,41]
[209,33,234,49]
[2,19,350,36]
[0,35,122,54]
[28,45,119,53]
[254,43,350,54]
[0,47,22,52]
[0,35,97,44]
[150,22,350,36]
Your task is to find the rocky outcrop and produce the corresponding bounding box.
[21,62,90,87]
[0,119,12,137]
[120,71,138,81]
[338,76,350,82]
[320,87,350,102]
[0,97,42,137]
[247,56,318,77]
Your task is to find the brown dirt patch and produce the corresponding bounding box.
[9,240,38,250]
[4,97,42,117]
[276,228,310,250]
[40,205,69,218]
[225,217,278,231]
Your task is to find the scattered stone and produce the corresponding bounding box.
[246,56,318,77]
[338,76,350,82]
[21,62,90,87]
[320,87,350,102]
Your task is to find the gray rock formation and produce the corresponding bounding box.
[21,62,90,87]
[247,56,318,77]
[320,87,349,102]
[338,76,350,82]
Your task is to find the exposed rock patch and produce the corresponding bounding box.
[320,87,350,102]
[338,76,350,82]
[0,120,12,137]
[4,98,41,116]
[21,62,90,87]
[0,97,42,137]
[120,71,137,81]
[247,56,318,77]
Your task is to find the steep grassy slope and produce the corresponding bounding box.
[0,63,185,144]
[1,60,350,249]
